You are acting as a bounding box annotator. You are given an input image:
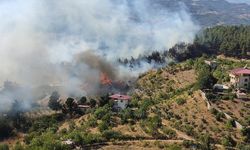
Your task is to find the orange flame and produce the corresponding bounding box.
[100,72,112,85]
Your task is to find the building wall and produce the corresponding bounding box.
[114,99,129,110]
[238,75,250,89]
[230,74,237,86]
[230,73,250,89]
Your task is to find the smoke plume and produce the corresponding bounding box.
[0,0,199,111]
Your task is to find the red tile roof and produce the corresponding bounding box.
[109,94,131,100]
[231,68,250,75]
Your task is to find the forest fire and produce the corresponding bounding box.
[100,72,112,85]
[99,72,130,94]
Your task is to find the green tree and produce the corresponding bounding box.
[78,96,87,105]
[90,99,96,108]
[48,91,61,111]
[196,68,217,90]
[65,97,76,116]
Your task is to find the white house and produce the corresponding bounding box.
[229,68,250,89]
[109,94,131,110]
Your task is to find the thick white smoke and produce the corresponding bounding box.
[0,0,199,111]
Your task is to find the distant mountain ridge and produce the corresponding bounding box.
[151,0,250,27]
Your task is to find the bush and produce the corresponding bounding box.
[48,91,61,111]
[168,61,176,66]
[12,142,25,150]
[94,105,111,120]
[196,67,217,90]
[215,112,225,121]
[210,108,219,115]
[0,119,13,140]
[0,144,9,150]
[119,108,133,124]
[87,117,98,127]
[142,116,162,137]
[183,125,194,136]
[102,130,123,140]
[221,135,236,147]
[165,144,182,150]
[99,94,110,107]
[162,127,177,138]
[90,99,96,108]
[176,98,186,105]
[226,119,236,128]
[241,127,250,143]
[27,131,68,150]
[29,115,60,133]
[183,140,196,148]
[98,121,109,132]
[199,134,214,150]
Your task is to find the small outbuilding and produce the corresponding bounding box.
[205,60,217,69]
[109,94,131,110]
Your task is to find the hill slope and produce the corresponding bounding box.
[151,0,250,27]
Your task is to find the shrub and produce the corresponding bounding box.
[241,127,250,143]
[66,131,83,145]
[0,144,9,150]
[87,117,98,127]
[0,119,13,140]
[210,108,218,115]
[98,121,109,132]
[183,125,194,136]
[83,133,103,144]
[196,67,217,90]
[221,135,236,147]
[99,94,110,107]
[78,96,87,105]
[162,127,176,138]
[119,108,133,124]
[28,131,68,150]
[12,142,25,150]
[48,91,61,111]
[94,105,111,120]
[165,144,182,150]
[198,134,214,150]
[168,61,176,67]
[215,112,225,121]
[29,115,59,133]
[176,98,186,105]
[226,119,236,128]
[183,140,196,148]
[142,116,162,137]
[89,99,97,108]
[102,130,123,140]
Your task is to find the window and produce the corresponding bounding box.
[244,84,248,87]
[245,79,248,82]
[120,100,123,103]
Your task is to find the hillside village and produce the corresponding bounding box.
[0,56,250,150]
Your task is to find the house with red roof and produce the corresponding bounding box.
[109,94,131,110]
[230,67,250,89]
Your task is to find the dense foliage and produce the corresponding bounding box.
[169,25,250,61]
[195,25,250,57]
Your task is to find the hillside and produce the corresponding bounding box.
[1,56,250,150]
[152,0,250,27]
